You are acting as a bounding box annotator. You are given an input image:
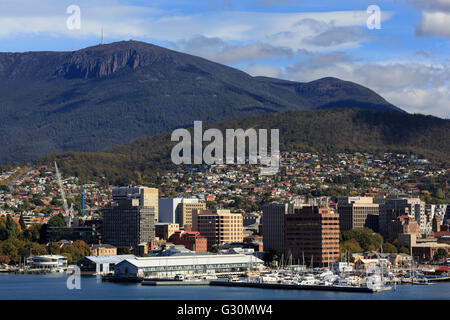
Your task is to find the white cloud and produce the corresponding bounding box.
[173,35,292,63]
[240,63,284,78]
[408,0,450,37]
[382,86,450,118]
[265,54,450,118]
[0,1,391,51]
[408,0,450,11]
[416,11,450,37]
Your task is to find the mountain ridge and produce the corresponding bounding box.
[0,40,403,164]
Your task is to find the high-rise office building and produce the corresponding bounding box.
[284,206,340,267]
[337,197,379,232]
[158,198,202,225]
[102,187,157,249]
[262,202,296,255]
[379,198,425,237]
[177,201,207,229]
[192,209,243,249]
[158,198,184,223]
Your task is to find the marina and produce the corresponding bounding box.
[0,273,449,300]
[99,264,450,294]
[209,281,390,293]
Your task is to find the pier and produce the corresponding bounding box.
[142,280,211,286]
[209,281,391,293]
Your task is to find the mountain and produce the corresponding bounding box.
[0,40,402,164]
[38,108,449,185]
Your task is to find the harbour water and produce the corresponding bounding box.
[0,273,449,300]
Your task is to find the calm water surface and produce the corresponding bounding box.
[0,273,449,300]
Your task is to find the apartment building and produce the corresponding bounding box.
[192,209,243,249]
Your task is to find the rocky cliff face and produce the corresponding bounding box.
[54,45,170,79]
[0,41,174,79]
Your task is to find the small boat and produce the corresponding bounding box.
[174,274,185,281]
[246,271,260,277]
[413,278,434,285]
[299,275,319,286]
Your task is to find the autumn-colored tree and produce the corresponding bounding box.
[0,255,11,265]
[61,240,90,264]
[0,238,23,264]
[47,242,61,255]
[340,238,363,255]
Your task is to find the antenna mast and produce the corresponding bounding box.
[55,162,72,227]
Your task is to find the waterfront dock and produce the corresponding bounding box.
[102,275,143,283]
[209,281,391,293]
[142,279,211,286]
[425,276,450,282]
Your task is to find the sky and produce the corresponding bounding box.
[0,0,449,118]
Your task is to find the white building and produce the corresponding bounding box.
[114,254,264,278]
[27,255,68,270]
[158,198,199,223]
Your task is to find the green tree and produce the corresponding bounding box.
[19,242,48,258]
[5,215,18,239]
[0,238,23,264]
[61,240,90,264]
[19,214,26,231]
[433,248,447,262]
[47,242,61,255]
[23,223,43,242]
[340,239,363,255]
[47,213,66,227]
[341,228,383,252]
[263,249,279,265]
[0,218,7,240]
[382,242,398,253]
[399,247,410,254]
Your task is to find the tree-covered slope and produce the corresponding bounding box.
[38,108,449,185]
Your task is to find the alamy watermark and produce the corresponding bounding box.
[66,5,81,30]
[171,121,280,175]
[367,5,381,30]
[66,265,81,290]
